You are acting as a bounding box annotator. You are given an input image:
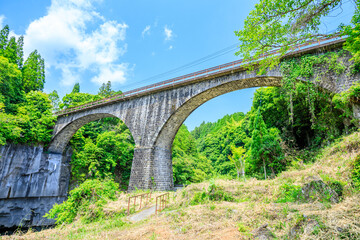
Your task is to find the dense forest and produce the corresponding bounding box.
[1,17,360,190]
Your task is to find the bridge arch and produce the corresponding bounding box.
[48,112,130,154]
[152,76,282,190]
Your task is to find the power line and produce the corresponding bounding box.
[121,43,240,90]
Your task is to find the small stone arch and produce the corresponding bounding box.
[48,113,122,154]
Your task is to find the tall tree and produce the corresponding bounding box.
[98,81,113,97]
[228,145,246,181]
[22,50,45,93]
[0,25,9,56]
[49,90,60,112]
[4,37,18,65]
[0,56,24,113]
[16,36,24,69]
[248,107,284,179]
[72,83,80,93]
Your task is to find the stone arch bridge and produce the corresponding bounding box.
[49,37,357,191]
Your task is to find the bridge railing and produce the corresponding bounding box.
[55,35,345,116]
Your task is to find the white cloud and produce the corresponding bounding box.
[164,25,173,41]
[23,0,129,86]
[168,45,173,50]
[91,63,128,84]
[0,15,5,28]
[141,25,151,37]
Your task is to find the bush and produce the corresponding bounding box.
[45,179,118,224]
[352,154,360,190]
[276,182,302,203]
[190,180,235,205]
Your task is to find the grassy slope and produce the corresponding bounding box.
[4,132,360,240]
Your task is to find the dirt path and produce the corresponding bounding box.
[128,206,156,222]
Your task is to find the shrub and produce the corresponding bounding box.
[45,179,118,224]
[276,182,302,203]
[352,154,360,190]
[190,180,235,205]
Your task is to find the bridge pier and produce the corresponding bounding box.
[153,146,173,191]
[128,146,174,191]
[128,147,153,190]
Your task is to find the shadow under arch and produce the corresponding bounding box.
[47,112,133,154]
[152,76,282,189]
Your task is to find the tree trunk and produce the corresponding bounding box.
[263,158,267,180]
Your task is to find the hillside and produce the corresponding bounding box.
[5,131,360,240]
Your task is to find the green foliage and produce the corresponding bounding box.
[333,82,360,127]
[60,91,101,110]
[0,25,54,146]
[70,121,134,189]
[234,0,350,73]
[276,182,302,203]
[22,50,45,93]
[248,107,284,179]
[190,180,235,205]
[196,114,247,176]
[45,179,119,224]
[48,90,60,111]
[172,125,213,184]
[341,0,360,72]
[17,91,57,144]
[228,145,246,180]
[0,55,24,113]
[352,154,360,190]
[0,91,56,145]
[98,81,122,97]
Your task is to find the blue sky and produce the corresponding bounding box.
[0,0,356,130]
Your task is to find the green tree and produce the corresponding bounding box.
[72,83,80,93]
[49,90,60,112]
[4,37,18,65]
[172,125,213,184]
[235,0,354,73]
[17,91,56,144]
[0,25,9,55]
[22,50,45,93]
[248,107,284,179]
[228,145,246,181]
[16,36,24,69]
[0,56,24,113]
[98,81,114,97]
[341,0,360,70]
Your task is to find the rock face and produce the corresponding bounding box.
[300,180,340,203]
[0,144,71,229]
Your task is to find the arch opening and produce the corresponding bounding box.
[49,113,135,190]
[151,76,282,189]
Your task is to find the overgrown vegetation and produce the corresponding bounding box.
[45,179,119,224]
[0,25,55,146]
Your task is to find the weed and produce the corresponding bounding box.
[276,182,302,203]
[352,154,360,190]
[237,222,249,233]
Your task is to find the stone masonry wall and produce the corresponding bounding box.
[0,144,71,229]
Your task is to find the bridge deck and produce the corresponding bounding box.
[56,36,345,117]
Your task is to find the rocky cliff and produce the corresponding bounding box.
[0,144,71,229]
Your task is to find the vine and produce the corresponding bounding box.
[280,51,346,127]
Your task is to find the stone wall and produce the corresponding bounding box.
[0,144,71,229]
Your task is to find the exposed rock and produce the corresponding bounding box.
[289,215,321,239]
[0,144,71,229]
[300,180,339,203]
[251,224,276,240]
